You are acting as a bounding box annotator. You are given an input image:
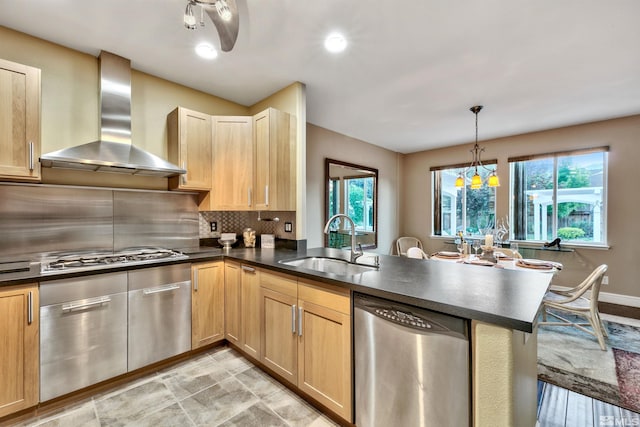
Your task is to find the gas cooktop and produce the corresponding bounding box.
[40,247,188,274]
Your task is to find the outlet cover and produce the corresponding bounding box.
[210,221,217,232]
[602,275,609,285]
[284,222,293,232]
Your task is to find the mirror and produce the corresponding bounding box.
[325,158,378,249]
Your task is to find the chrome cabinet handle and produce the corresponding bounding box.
[241,265,255,273]
[181,161,187,185]
[298,307,303,337]
[143,284,181,295]
[27,291,33,325]
[28,142,35,171]
[193,273,198,291]
[62,296,111,312]
[265,185,269,207]
[291,304,296,334]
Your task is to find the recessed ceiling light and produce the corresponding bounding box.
[195,42,218,59]
[324,32,347,53]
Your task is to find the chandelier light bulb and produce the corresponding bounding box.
[455,174,465,188]
[216,0,232,21]
[184,2,197,29]
[488,172,500,187]
[471,173,482,189]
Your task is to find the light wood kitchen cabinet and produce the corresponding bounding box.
[205,116,253,210]
[0,59,41,182]
[252,108,296,211]
[260,270,299,385]
[0,284,39,417]
[297,280,352,421]
[240,264,261,360]
[224,261,242,345]
[167,107,212,191]
[191,261,225,349]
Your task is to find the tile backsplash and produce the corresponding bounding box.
[198,211,296,240]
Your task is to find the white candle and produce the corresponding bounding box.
[485,234,494,247]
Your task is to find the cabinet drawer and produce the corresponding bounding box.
[260,269,297,297]
[298,280,350,315]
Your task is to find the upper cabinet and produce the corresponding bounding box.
[253,108,297,211]
[208,116,253,210]
[198,107,297,212]
[0,59,41,182]
[167,107,212,191]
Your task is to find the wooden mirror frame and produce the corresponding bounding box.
[324,158,378,249]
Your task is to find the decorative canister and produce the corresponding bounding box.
[243,228,256,248]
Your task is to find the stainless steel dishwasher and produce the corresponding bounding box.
[354,293,470,427]
[40,272,128,402]
[127,264,191,371]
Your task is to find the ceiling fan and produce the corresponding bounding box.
[183,0,240,52]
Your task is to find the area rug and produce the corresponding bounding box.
[537,315,640,413]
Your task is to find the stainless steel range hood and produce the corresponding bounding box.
[40,51,186,177]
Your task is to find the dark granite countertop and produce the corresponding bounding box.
[0,246,551,333]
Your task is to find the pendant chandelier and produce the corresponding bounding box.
[455,105,500,189]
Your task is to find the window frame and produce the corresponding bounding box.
[508,146,609,247]
[431,161,497,238]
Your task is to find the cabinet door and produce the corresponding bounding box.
[224,261,242,345]
[240,265,261,360]
[192,261,225,349]
[167,107,212,191]
[297,280,352,421]
[0,59,41,181]
[261,287,298,385]
[252,108,296,211]
[253,109,270,210]
[297,300,351,421]
[0,284,39,417]
[210,116,253,210]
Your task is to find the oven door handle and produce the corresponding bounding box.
[62,296,111,312]
[142,284,182,295]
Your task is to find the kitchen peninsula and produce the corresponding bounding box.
[1,245,550,427]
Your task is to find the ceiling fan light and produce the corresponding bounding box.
[184,2,197,29]
[470,173,482,189]
[216,0,233,21]
[455,174,465,188]
[488,172,500,187]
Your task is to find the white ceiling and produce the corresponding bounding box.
[1,0,639,154]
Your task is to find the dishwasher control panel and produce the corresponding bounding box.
[374,308,432,329]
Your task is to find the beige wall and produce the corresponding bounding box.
[402,115,640,300]
[306,124,401,254]
[250,83,307,241]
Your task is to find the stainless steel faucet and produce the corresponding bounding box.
[323,214,363,263]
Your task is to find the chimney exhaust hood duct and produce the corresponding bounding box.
[40,51,186,177]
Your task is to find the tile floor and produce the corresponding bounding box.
[16,346,337,427]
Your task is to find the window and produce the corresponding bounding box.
[325,159,378,249]
[432,166,496,236]
[510,147,608,245]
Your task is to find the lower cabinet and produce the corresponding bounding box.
[0,284,39,418]
[192,261,225,349]
[224,261,242,345]
[259,271,353,422]
[240,264,261,360]
[260,270,299,384]
[297,280,352,421]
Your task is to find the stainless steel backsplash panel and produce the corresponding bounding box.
[0,183,198,260]
[0,184,113,259]
[113,190,198,251]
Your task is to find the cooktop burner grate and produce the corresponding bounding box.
[40,247,188,274]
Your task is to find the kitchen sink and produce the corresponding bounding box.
[279,256,377,276]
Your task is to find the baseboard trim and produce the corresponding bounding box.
[549,286,640,308]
